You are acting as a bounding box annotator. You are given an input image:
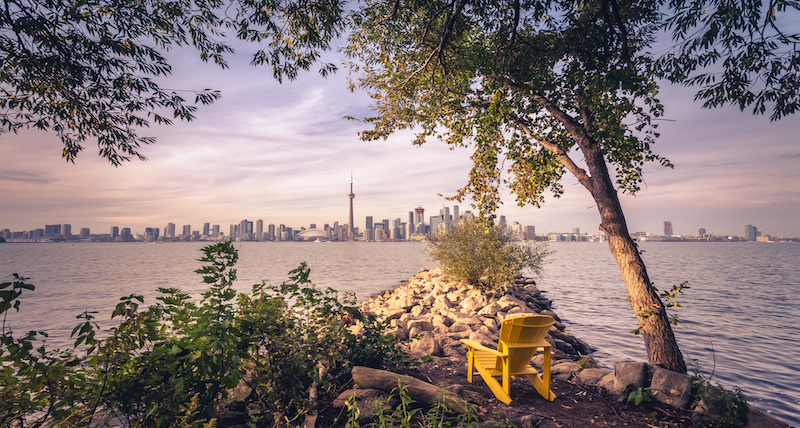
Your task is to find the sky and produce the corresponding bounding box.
[1,41,799,238]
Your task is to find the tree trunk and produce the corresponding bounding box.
[578,135,687,374]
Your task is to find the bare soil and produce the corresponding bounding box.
[320,357,706,428]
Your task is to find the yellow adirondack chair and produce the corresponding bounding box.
[460,314,556,405]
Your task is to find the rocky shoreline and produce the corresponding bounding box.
[345,267,789,428]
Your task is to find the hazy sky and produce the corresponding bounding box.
[2,43,799,238]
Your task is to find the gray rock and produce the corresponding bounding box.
[407,319,435,333]
[650,366,693,409]
[745,407,791,428]
[551,361,581,381]
[598,373,617,393]
[406,331,443,357]
[614,361,649,390]
[539,309,560,321]
[448,321,472,333]
[467,331,496,347]
[477,302,503,317]
[577,368,609,386]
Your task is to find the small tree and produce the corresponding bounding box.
[427,216,549,290]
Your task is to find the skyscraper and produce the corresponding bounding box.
[664,221,673,236]
[414,206,425,227]
[166,223,176,237]
[525,225,536,240]
[61,224,72,238]
[183,225,191,236]
[110,226,119,241]
[212,224,220,237]
[744,224,758,241]
[348,174,355,241]
[453,205,459,220]
[202,223,210,236]
[256,219,263,241]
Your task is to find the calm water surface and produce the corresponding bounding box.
[1,241,798,425]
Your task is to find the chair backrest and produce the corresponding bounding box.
[497,315,555,373]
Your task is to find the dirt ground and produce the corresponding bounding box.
[320,357,704,428]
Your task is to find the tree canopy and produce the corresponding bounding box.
[0,0,345,165]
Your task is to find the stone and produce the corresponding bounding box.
[577,368,608,386]
[551,361,581,381]
[448,321,472,333]
[460,294,488,312]
[614,362,649,390]
[407,319,435,333]
[539,309,560,321]
[496,294,527,310]
[650,367,693,409]
[410,304,427,317]
[379,308,407,321]
[406,331,442,357]
[483,317,499,332]
[598,373,616,393]
[745,407,791,428]
[477,302,503,317]
[467,331,496,347]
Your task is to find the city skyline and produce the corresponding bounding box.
[1,45,799,237]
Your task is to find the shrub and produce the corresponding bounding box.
[426,216,549,290]
[1,242,400,427]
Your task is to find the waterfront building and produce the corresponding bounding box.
[166,223,176,238]
[408,211,414,227]
[79,228,90,239]
[120,228,132,242]
[110,226,119,241]
[664,221,673,236]
[212,224,220,237]
[511,222,524,241]
[268,224,275,241]
[62,224,72,238]
[46,224,61,237]
[414,206,425,226]
[745,224,758,241]
[256,219,263,240]
[182,225,191,237]
[453,205,459,220]
[525,225,536,240]
[202,223,210,236]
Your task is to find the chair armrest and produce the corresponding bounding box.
[502,340,551,349]
[460,339,507,357]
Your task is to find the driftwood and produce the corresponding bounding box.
[351,366,468,413]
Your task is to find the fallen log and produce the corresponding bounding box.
[351,366,468,413]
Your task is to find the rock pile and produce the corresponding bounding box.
[357,267,590,363]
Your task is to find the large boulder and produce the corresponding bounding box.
[406,331,443,357]
[650,366,693,409]
[614,362,649,390]
[551,361,581,381]
[577,368,608,386]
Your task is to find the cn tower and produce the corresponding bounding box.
[348,173,355,241]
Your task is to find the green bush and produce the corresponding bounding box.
[426,216,549,290]
[1,242,400,427]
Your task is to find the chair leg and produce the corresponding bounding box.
[466,348,474,383]
[526,347,556,401]
[474,362,512,405]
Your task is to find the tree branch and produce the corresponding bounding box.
[511,115,595,193]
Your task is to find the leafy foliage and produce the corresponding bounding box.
[0,242,399,427]
[618,384,657,406]
[692,371,750,425]
[657,0,800,121]
[0,0,346,164]
[345,380,480,428]
[427,216,549,290]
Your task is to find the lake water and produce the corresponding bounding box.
[1,241,798,426]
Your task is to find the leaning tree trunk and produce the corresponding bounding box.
[579,135,687,373]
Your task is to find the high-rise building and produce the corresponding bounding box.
[256,219,263,240]
[110,226,119,241]
[511,222,524,241]
[698,228,706,235]
[414,206,425,227]
[46,224,61,236]
[268,224,275,241]
[453,205,459,220]
[145,228,156,242]
[525,225,536,240]
[62,224,72,238]
[166,223,176,237]
[744,224,758,241]
[572,227,580,234]
[348,175,355,241]
[408,211,414,227]
[212,224,220,237]
[183,225,191,236]
[229,224,235,240]
[440,206,450,222]
[202,223,210,236]
[79,228,90,239]
[664,221,673,236]
[120,228,132,242]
